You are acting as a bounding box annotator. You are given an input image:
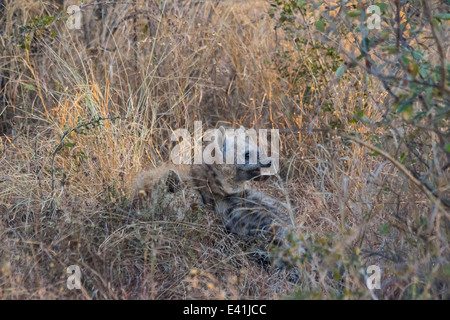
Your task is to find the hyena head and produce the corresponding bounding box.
[214,126,275,182]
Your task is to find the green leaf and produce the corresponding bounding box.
[315,20,325,32]
[348,10,362,18]
[434,13,450,20]
[375,3,389,13]
[401,53,411,64]
[396,98,415,116]
[400,153,406,164]
[380,224,390,234]
[313,2,323,9]
[79,153,88,160]
[408,63,419,77]
[400,104,413,120]
[380,45,398,54]
[412,51,423,60]
[335,65,345,78]
[296,0,306,7]
[23,84,35,91]
[445,143,450,153]
[353,109,364,120]
[419,66,428,78]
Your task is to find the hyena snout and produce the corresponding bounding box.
[260,158,272,168]
[235,155,275,181]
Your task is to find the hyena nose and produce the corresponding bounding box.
[260,159,272,168]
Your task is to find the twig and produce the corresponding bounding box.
[361,249,402,263]
[423,0,447,92]
[49,115,120,212]
[281,126,450,212]
[329,129,450,213]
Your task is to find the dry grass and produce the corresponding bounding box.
[0,0,448,299]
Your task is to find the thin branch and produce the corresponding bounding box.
[329,129,450,213]
[49,115,120,212]
[423,0,447,91]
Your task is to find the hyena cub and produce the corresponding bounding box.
[132,126,292,267]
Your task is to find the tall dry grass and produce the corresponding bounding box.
[0,0,448,299]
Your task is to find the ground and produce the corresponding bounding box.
[0,0,448,299]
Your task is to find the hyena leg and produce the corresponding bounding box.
[216,199,287,261]
[216,197,300,283]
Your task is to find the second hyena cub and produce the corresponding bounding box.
[132,126,292,266]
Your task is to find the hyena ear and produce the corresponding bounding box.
[216,126,226,149]
[166,169,182,193]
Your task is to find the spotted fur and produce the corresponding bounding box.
[132,126,291,265]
